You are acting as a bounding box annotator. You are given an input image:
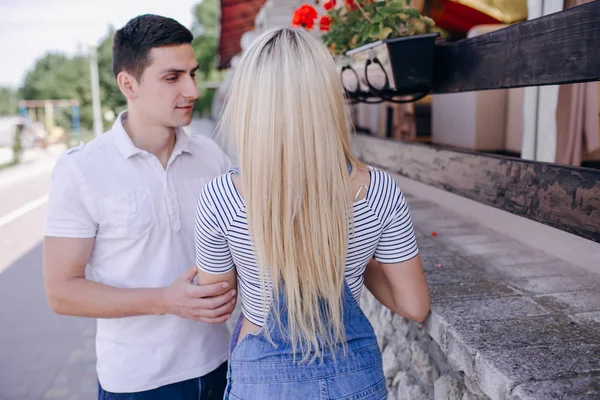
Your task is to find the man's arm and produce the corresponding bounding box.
[43,236,237,322]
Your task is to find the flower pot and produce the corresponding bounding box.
[341,33,439,100]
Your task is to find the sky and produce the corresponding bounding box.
[0,0,200,88]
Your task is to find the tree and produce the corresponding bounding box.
[191,0,224,117]
[0,87,18,116]
[96,26,127,127]
[21,53,94,130]
[19,28,126,133]
[19,3,223,130]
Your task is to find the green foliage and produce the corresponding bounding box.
[20,28,125,132]
[0,87,19,116]
[12,123,22,164]
[96,27,127,126]
[322,0,439,55]
[21,53,94,130]
[19,0,223,126]
[191,0,223,117]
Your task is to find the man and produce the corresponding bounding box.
[43,14,235,399]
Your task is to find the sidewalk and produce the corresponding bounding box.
[0,244,96,400]
[0,119,226,400]
[0,144,66,190]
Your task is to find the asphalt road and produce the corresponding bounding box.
[0,149,96,400]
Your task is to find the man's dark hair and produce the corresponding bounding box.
[112,14,193,81]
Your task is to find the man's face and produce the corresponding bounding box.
[134,44,200,128]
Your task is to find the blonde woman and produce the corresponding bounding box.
[194,28,430,399]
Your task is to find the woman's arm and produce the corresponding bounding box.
[363,255,430,322]
[195,268,238,319]
[196,268,237,294]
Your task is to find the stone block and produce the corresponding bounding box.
[394,372,429,400]
[417,216,476,231]
[424,264,496,286]
[492,260,585,280]
[571,311,600,325]
[424,314,448,349]
[416,224,496,238]
[481,343,600,386]
[415,234,437,246]
[391,314,412,339]
[535,291,600,314]
[421,253,467,268]
[508,274,600,295]
[430,281,519,300]
[468,250,555,269]
[443,233,504,247]
[382,344,403,379]
[462,392,490,400]
[460,242,530,257]
[434,374,464,400]
[463,375,487,397]
[473,353,515,400]
[386,339,412,370]
[406,199,438,210]
[450,315,599,351]
[445,326,478,377]
[511,375,600,400]
[411,342,440,387]
[433,296,549,323]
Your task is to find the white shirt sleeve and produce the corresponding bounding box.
[220,151,233,174]
[45,157,98,238]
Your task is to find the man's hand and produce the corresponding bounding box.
[158,267,237,323]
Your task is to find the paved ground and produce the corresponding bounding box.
[0,119,232,400]
[3,117,594,399]
[0,244,97,400]
[0,141,97,400]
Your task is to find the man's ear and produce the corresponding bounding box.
[116,71,138,101]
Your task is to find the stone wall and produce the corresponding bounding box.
[361,279,489,400]
[353,134,600,400]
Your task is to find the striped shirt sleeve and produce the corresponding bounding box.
[374,177,419,264]
[194,181,235,274]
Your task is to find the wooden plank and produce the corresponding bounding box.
[352,134,600,243]
[432,1,600,93]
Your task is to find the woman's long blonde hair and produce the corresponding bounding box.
[218,28,365,362]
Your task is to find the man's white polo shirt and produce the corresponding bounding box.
[45,112,231,393]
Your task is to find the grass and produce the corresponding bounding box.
[0,160,19,170]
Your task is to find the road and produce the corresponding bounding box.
[0,146,97,400]
[0,119,231,400]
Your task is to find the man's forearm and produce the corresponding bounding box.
[47,277,165,318]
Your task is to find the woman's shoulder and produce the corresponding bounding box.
[201,170,236,200]
[362,166,398,193]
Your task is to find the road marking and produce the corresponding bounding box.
[0,194,48,228]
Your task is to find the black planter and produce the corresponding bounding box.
[342,33,439,102]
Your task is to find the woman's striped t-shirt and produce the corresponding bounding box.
[194,167,419,327]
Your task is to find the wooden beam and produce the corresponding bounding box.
[432,1,600,93]
[353,134,600,243]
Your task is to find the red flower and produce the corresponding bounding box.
[292,4,318,30]
[319,15,332,31]
[345,0,357,10]
[323,0,336,10]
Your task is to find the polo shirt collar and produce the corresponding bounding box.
[112,111,193,159]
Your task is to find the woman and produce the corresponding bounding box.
[194,27,430,400]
